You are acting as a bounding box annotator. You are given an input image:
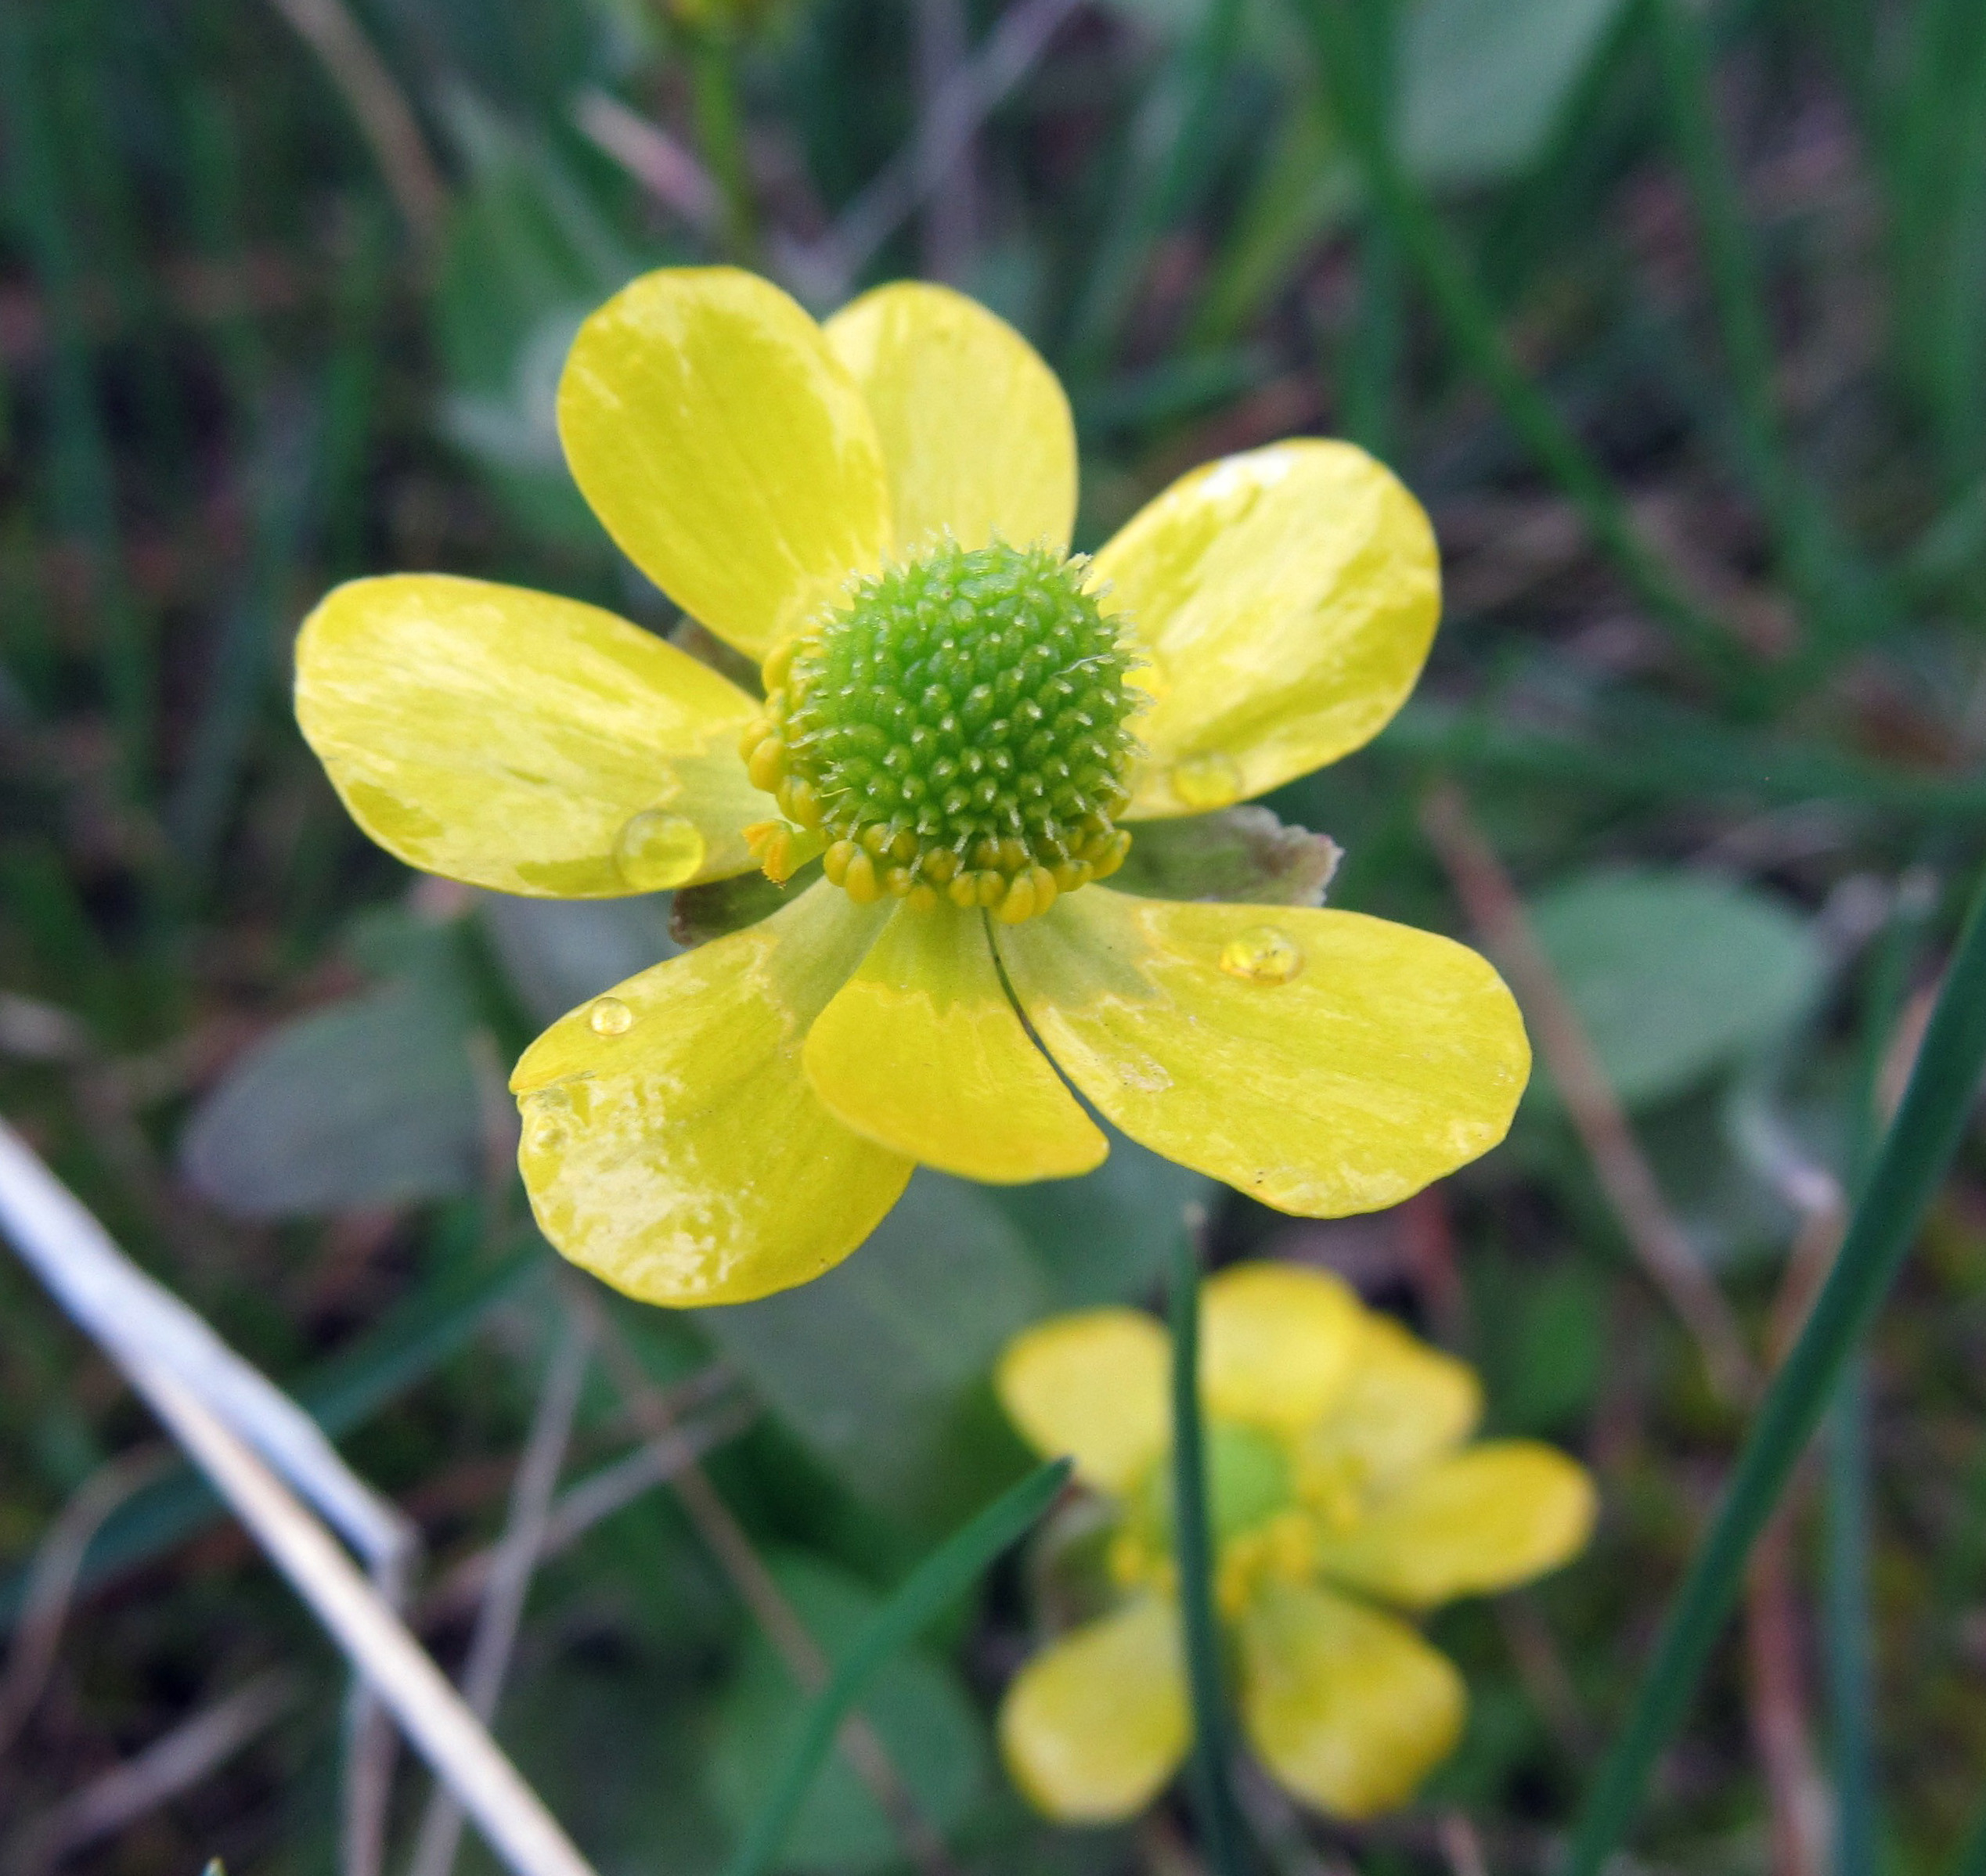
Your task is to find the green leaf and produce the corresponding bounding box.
[178,974,484,1219]
[1398,0,1633,189]
[696,1176,1051,1528]
[708,1553,994,1876]
[722,1466,1068,1876]
[478,891,679,1025]
[1526,867,1827,1109]
[1112,805,1343,908]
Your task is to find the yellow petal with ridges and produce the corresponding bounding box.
[1304,1314,1482,1491]
[802,899,1106,1182]
[1201,1262,1365,1432]
[557,267,890,660]
[995,1309,1170,1493]
[1091,441,1440,818]
[510,880,910,1305]
[999,1595,1188,1822]
[825,281,1077,557]
[295,574,764,895]
[1314,1442,1597,1610]
[1237,1579,1464,1820]
[997,890,1530,1217]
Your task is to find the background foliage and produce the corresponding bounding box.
[5,0,1986,1871]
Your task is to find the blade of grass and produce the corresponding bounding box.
[1645,0,1905,686]
[723,1456,1071,1876]
[0,0,151,794]
[1063,0,1246,374]
[1284,0,1758,698]
[1822,867,1937,1876]
[1561,861,1986,1876]
[1170,1226,1249,1876]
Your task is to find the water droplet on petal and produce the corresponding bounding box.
[1220,925,1302,985]
[615,810,705,891]
[588,996,634,1036]
[1171,753,1243,811]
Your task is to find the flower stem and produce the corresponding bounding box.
[1169,1225,1249,1876]
[688,27,758,265]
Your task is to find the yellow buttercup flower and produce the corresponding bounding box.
[293,267,1530,1306]
[993,1264,1595,1822]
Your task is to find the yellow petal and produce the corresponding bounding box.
[802,899,1106,1183]
[1200,1262,1365,1432]
[1304,1314,1482,1490]
[1237,1579,1463,1819]
[1090,441,1440,818]
[999,1596,1188,1823]
[557,267,890,660]
[510,880,910,1305]
[295,576,766,895]
[995,1309,1170,1493]
[1314,1442,1597,1610]
[824,281,1077,558]
[997,890,1530,1217]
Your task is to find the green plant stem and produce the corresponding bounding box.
[1170,1229,1248,1876]
[725,1457,1070,1876]
[1285,0,1757,699]
[1561,862,1986,1876]
[690,27,758,264]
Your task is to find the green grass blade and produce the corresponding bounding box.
[1824,1366,1876,1876]
[1284,0,1756,698]
[1562,862,1986,1876]
[724,1456,1071,1876]
[1170,1230,1249,1876]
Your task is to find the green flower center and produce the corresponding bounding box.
[740,540,1140,922]
[1137,1422,1295,1549]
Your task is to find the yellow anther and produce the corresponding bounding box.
[1092,830,1132,880]
[975,870,1005,908]
[970,837,1000,871]
[946,873,979,909]
[746,737,787,792]
[997,836,1030,874]
[1051,858,1091,894]
[861,823,894,857]
[905,883,939,913]
[777,777,824,829]
[996,872,1038,924]
[889,829,918,864]
[823,839,858,886]
[737,717,773,762]
[842,851,881,903]
[760,637,798,692]
[921,849,958,886]
[884,865,915,897]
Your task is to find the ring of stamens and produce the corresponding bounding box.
[736,539,1140,924]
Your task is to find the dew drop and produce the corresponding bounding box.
[588,996,634,1036]
[1171,752,1243,811]
[1219,925,1303,986]
[614,810,705,891]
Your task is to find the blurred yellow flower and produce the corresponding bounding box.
[994,1263,1595,1822]
[294,267,1530,1307]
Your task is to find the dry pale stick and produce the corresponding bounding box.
[408,1313,594,1876]
[0,1124,593,1876]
